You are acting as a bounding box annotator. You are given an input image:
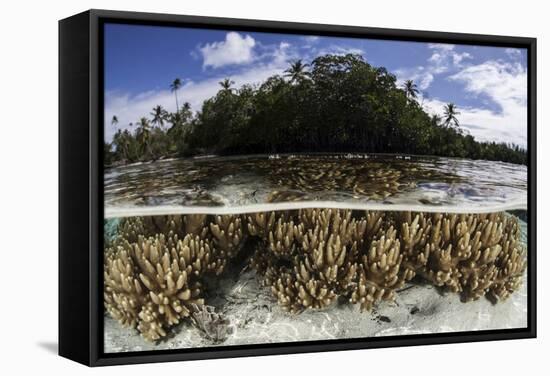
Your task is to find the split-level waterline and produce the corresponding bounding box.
[103,154,528,351]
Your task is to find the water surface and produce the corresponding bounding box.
[104,154,527,218]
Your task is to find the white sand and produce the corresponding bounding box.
[104,269,527,353]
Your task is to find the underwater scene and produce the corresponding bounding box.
[103,155,527,352]
[102,23,529,352]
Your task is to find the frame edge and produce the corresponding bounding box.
[67,8,537,366]
[59,10,93,366]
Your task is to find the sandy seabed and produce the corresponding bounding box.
[104,266,527,353]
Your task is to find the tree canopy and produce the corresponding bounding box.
[104,53,527,166]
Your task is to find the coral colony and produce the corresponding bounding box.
[104,209,526,342]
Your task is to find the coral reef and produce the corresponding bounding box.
[350,228,410,311]
[209,215,244,257]
[116,214,201,244]
[104,214,239,341]
[247,209,526,311]
[104,234,206,341]
[256,157,463,201]
[105,209,526,342]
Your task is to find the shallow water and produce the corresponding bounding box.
[104,154,527,218]
[103,211,528,353]
[103,154,528,352]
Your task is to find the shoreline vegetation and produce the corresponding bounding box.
[104,54,527,167]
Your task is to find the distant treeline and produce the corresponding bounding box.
[104,54,527,166]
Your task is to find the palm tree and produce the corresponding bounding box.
[219,78,235,91]
[178,102,192,124]
[443,103,460,128]
[150,105,167,128]
[111,115,119,128]
[168,102,192,134]
[136,117,151,156]
[284,60,310,83]
[430,114,442,127]
[170,78,182,112]
[402,80,419,100]
[113,129,132,162]
[180,102,191,114]
[112,129,124,159]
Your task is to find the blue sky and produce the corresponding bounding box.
[104,23,528,147]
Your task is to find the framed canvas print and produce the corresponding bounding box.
[59,9,536,366]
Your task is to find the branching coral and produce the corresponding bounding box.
[247,212,275,238]
[184,214,208,236]
[106,209,527,342]
[248,209,526,313]
[104,214,238,341]
[250,209,369,312]
[420,213,478,292]
[397,212,431,279]
[296,209,362,290]
[104,234,207,341]
[117,214,206,244]
[458,213,526,302]
[415,212,527,302]
[270,271,337,313]
[351,228,412,311]
[262,158,416,200]
[209,215,244,257]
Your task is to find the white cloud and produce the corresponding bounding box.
[452,51,472,65]
[423,97,526,147]
[427,43,454,52]
[449,60,527,110]
[272,42,294,65]
[505,48,522,59]
[106,38,527,149]
[422,60,527,147]
[398,44,527,147]
[302,36,320,43]
[427,43,472,74]
[396,44,472,92]
[395,66,434,90]
[199,32,256,68]
[105,42,294,141]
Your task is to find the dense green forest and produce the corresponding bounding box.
[104,54,527,166]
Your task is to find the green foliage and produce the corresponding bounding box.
[104,141,114,165]
[444,102,460,128]
[105,55,527,167]
[108,101,195,164]
[403,79,419,100]
[170,78,182,112]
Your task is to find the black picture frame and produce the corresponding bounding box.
[59,9,537,367]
